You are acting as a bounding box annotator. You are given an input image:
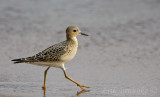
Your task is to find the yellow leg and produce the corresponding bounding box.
[62,69,90,90]
[42,66,50,90]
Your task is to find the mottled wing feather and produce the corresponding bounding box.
[26,41,68,62]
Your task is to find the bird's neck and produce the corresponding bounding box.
[67,37,78,46]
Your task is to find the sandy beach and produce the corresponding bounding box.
[0,0,160,97]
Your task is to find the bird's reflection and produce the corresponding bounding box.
[43,88,46,97]
[72,89,90,97]
[43,89,90,97]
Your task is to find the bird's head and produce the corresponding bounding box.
[66,26,88,39]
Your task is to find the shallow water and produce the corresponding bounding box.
[0,0,160,97]
[0,81,159,97]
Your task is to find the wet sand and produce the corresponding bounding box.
[0,0,160,97]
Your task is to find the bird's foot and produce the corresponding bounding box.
[77,84,90,90]
[42,85,46,90]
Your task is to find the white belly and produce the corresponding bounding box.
[30,61,64,68]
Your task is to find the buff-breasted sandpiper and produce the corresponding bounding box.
[12,26,90,90]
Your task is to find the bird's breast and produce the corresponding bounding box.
[61,45,78,63]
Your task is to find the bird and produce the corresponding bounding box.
[11,26,90,90]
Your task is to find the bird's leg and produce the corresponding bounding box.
[42,66,50,90]
[62,69,90,90]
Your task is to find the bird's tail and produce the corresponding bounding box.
[11,58,28,64]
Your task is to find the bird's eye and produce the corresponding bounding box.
[73,30,76,32]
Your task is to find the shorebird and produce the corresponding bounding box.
[12,26,90,90]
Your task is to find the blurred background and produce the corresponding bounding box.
[0,0,160,97]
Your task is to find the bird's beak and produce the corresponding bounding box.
[81,32,89,36]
